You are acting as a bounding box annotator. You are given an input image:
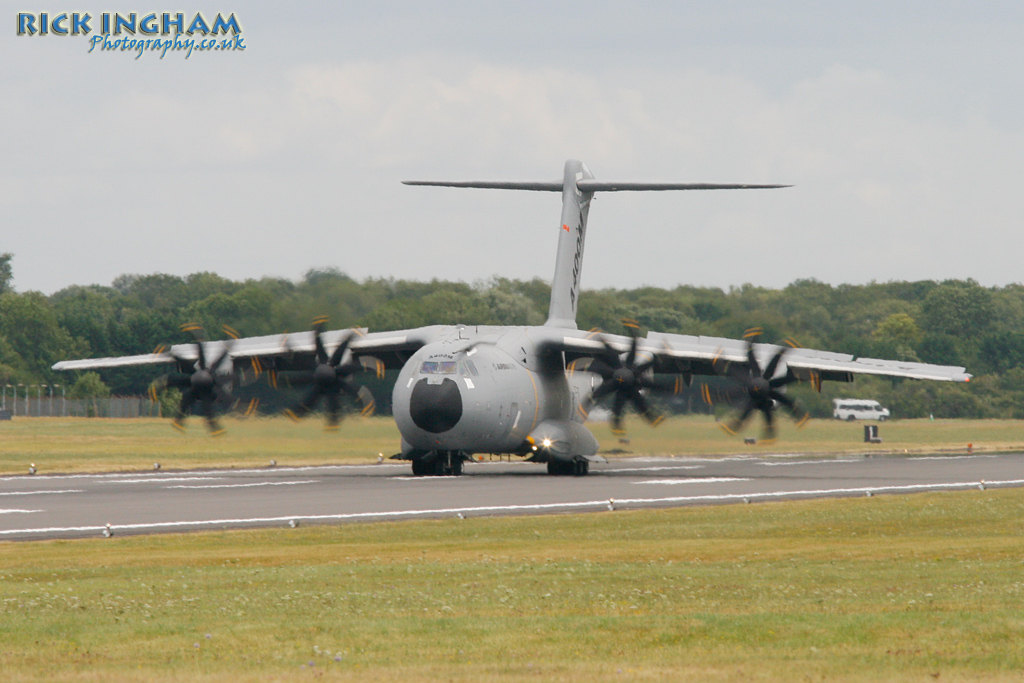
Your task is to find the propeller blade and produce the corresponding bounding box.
[769,370,799,389]
[625,334,638,369]
[761,408,776,442]
[176,389,196,424]
[359,356,386,379]
[611,391,628,434]
[165,374,191,389]
[289,386,322,420]
[771,390,810,426]
[313,328,328,365]
[209,345,233,374]
[195,340,207,371]
[329,333,353,367]
[201,398,224,435]
[633,357,656,376]
[745,341,761,377]
[599,339,624,369]
[763,346,788,381]
[724,401,756,435]
[628,388,663,425]
[356,385,376,416]
[590,379,619,403]
[325,392,341,429]
[282,370,317,386]
[586,358,617,380]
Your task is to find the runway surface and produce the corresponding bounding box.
[1,453,1022,541]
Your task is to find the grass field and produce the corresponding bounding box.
[3,416,1024,681]
[1,487,1023,681]
[0,414,1021,475]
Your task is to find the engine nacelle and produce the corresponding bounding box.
[526,419,599,462]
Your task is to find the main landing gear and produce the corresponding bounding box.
[546,459,589,476]
[411,451,465,476]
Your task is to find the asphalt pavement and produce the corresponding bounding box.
[1,452,1021,541]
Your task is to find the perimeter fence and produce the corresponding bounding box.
[0,396,159,418]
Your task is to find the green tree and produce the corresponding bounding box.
[0,253,12,294]
[921,281,995,338]
[67,371,110,399]
[0,292,87,378]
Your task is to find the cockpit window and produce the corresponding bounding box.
[420,361,458,374]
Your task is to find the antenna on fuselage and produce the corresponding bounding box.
[403,160,790,330]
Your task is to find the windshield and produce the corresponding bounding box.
[420,361,458,375]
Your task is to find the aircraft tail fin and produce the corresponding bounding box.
[403,161,789,329]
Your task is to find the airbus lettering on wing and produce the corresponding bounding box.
[15,11,245,59]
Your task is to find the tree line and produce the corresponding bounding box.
[0,252,1019,419]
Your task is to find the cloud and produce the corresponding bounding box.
[3,43,1024,292]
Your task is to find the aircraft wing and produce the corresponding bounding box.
[551,330,971,383]
[52,326,443,373]
[644,332,972,383]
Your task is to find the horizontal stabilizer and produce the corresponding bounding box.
[402,180,562,191]
[577,181,791,192]
[402,180,790,192]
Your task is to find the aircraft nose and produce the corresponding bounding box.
[410,378,463,433]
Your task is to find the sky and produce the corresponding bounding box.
[3,1,1024,294]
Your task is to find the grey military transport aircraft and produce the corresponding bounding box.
[53,160,972,476]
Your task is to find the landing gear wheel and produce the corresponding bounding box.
[450,455,464,476]
[547,460,572,476]
[572,459,589,476]
[411,459,428,477]
[432,457,450,476]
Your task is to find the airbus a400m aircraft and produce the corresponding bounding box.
[53,160,971,476]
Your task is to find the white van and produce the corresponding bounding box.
[833,398,890,422]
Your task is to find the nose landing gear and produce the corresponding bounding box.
[411,451,466,476]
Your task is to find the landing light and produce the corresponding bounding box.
[542,438,552,448]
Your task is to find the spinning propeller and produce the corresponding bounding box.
[151,323,238,435]
[572,320,682,435]
[283,318,380,430]
[701,328,809,442]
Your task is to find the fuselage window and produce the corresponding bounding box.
[420,361,458,375]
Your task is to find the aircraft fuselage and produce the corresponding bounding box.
[392,325,595,461]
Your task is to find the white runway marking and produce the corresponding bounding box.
[0,509,41,515]
[0,489,83,496]
[391,476,462,481]
[104,477,224,484]
[604,466,703,473]
[6,478,1024,538]
[635,477,748,485]
[165,480,320,490]
[758,459,858,467]
[912,455,998,461]
[0,464,405,483]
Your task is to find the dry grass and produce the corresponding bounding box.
[0,414,1020,475]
